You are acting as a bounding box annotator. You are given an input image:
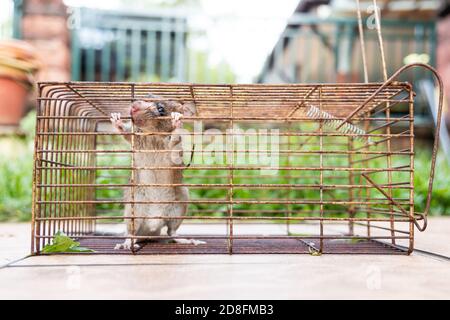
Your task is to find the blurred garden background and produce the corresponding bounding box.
[1,0,450,222]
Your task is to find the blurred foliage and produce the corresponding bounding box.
[0,110,35,221]
[1,113,450,222]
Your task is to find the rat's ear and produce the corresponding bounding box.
[180,102,197,116]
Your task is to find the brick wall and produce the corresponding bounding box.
[21,0,70,81]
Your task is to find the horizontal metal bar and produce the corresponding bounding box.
[38,80,411,86]
[36,132,414,138]
[37,183,412,189]
[37,199,411,205]
[36,116,414,121]
[34,234,411,240]
[36,166,412,172]
[36,149,413,155]
[35,216,412,222]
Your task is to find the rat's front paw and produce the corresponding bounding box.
[171,112,183,129]
[110,113,124,132]
[114,239,140,250]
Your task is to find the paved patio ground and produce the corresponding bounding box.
[0,219,449,299]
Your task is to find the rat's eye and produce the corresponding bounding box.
[156,102,166,116]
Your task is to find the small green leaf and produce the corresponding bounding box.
[42,231,94,253]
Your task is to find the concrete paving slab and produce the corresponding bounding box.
[0,219,449,299]
[1,253,449,299]
[0,223,30,266]
[413,217,450,257]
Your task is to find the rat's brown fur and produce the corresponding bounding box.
[110,96,202,249]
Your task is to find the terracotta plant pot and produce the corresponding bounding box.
[0,77,28,126]
[0,39,40,126]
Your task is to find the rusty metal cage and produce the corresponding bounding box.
[31,63,443,255]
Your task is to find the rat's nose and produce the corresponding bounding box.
[130,102,142,114]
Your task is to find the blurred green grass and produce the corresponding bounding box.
[1,112,449,222]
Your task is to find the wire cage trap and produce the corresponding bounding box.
[31,63,443,255]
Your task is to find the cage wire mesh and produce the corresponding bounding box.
[30,71,442,255]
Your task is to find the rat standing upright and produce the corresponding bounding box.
[110,94,204,249]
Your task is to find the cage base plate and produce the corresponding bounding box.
[75,237,408,255]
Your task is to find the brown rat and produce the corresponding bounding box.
[110,95,204,250]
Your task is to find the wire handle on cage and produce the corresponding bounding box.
[361,173,427,232]
[352,63,444,232]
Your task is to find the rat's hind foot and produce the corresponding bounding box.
[171,112,183,129]
[114,239,141,250]
[172,238,206,246]
[110,113,125,132]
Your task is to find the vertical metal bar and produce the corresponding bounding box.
[79,118,87,235]
[285,121,292,234]
[31,84,43,254]
[348,136,355,235]
[47,98,56,240]
[90,122,97,233]
[130,84,137,253]
[74,113,81,236]
[94,132,100,229]
[60,105,67,234]
[362,113,372,237]
[408,88,415,253]
[386,105,395,244]
[41,95,51,248]
[56,103,66,234]
[227,85,234,254]
[67,112,75,236]
[72,116,79,236]
[74,116,80,235]
[55,102,67,233]
[319,87,324,252]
